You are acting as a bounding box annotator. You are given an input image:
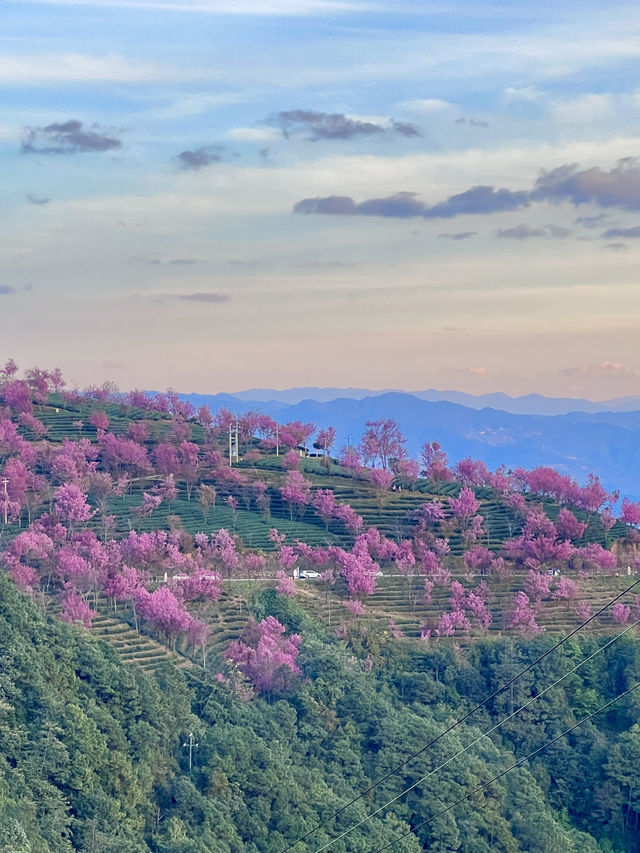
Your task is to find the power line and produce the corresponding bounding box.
[311,617,640,852]
[280,577,640,852]
[371,680,640,853]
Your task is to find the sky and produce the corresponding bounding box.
[2,0,640,398]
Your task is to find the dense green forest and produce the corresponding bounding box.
[1,571,639,852]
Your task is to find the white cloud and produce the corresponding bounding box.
[504,85,543,102]
[0,53,167,84]
[151,92,254,120]
[226,126,280,142]
[10,0,378,14]
[549,93,617,123]
[399,98,455,113]
[0,123,18,141]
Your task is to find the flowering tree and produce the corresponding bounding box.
[553,577,580,600]
[368,467,394,509]
[621,498,640,527]
[449,487,480,522]
[524,569,552,604]
[127,421,149,444]
[225,615,302,694]
[244,552,266,579]
[211,528,239,577]
[333,502,364,533]
[464,545,493,575]
[359,419,405,469]
[612,603,631,625]
[576,543,617,575]
[575,601,592,621]
[281,470,312,519]
[153,443,180,477]
[600,507,616,543]
[187,618,211,667]
[178,440,200,501]
[276,570,296,598]
[340,446,363,479]
[508,591,542,636]
[446,580,491,632]
[420,441,453,490]
[136,586,192,649]
[88,411,109,432]
[437,609,470,637]
[60,589,95,629]
[454,458,490,488]
[98,433,150,477]
[198,484,217,522]
[135,493,163,517]
[104,565,148,629]
[314,426,336,469]
[313,489,337,529]
[278,421,314,451]
[282,449,301,470]
[172,568,222,605]
[54,483,94,527]
[332,541,380,597]
[345,599,365,619]
[555,508,587,542]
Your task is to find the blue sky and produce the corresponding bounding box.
[2,0,640,397]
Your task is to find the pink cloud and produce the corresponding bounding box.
[562,361,640,378]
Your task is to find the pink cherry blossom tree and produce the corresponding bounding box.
[420,441,453,490]
[368,467,394,509]
[508,591,542,636]
[314,426,336,469]
[136,586,192,650]
[553,577,580,600]
[612,603,631,625]
[359,419,405,469]
[225,615,302,694]
[555,508,587,542]
[281,470,312,520]
[276,570,296,598]
[340,446,363,479]
[60,589,95,629]
[54,483,94,528]
[88,410,109,432]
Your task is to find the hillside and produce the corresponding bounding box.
[1,362,640,851]
[1,364,638,662]
[5,569,640,852]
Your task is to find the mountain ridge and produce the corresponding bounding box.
[197,386,640,414]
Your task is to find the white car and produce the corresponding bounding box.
[299,570,320,579]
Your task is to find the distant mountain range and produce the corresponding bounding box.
[176,388,640,499]
[219,387,640,415]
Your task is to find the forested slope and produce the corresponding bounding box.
[2,572,640,852]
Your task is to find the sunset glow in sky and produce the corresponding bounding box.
[2,0,640,397]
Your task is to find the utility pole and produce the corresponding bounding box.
[2,477,8,525]
[182,732,198,771]
[228,421,239,466]
[275,423,279,457]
